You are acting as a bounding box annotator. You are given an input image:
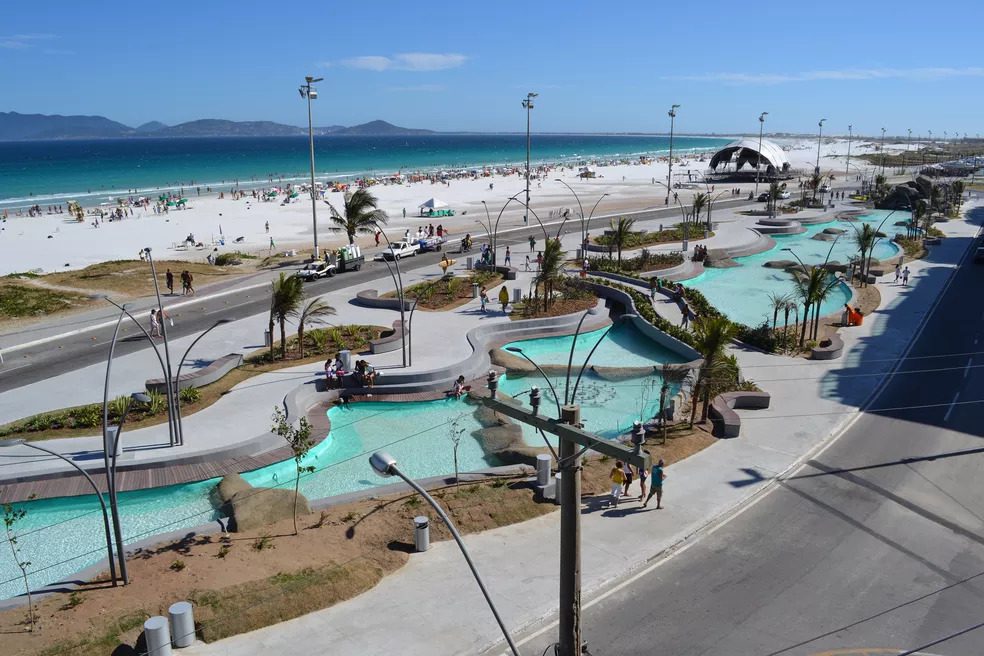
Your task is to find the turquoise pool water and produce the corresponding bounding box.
[0,324,681,600]
[688,210,905,326]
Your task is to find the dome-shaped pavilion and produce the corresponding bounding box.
[708,138,792,177]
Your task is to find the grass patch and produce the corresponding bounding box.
[190,562,383,642]
[35,610,148,656]
[42,259,242,297]
[588,250,683,274]
[511,278,598,320]
[383,271,502,311]
[0,281,89,319]
[593,224,712,249]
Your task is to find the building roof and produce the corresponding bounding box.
[709,138,791,172]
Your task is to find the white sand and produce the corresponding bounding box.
[0,139,880,276]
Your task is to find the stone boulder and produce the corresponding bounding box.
[812,233,836,241]
[213,473,310,533]
[822,227,846,235]
[763,260,797,269]
[876,184,922,210]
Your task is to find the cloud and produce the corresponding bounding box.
[336,52,467,72]
[387,84,446,93]
[662,67,984,85]
[0,33,56,49]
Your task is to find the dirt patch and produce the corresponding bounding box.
[0,426,716,654]
[811,284,881,353]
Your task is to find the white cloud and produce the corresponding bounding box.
[0,33,56,49]
[337,52,467,72]
[663,67,984,85]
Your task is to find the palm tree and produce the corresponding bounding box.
[952,180,965,214]
[657,364,693,444]
[609,216,635,266]
[783,299,798,352]
[808,172,824,203]
[327,188,388,245]
[907,203,926,239]
[270,273,304,359]
[767,182,781,217]
[767,291,791,331]
[810,270,840,340]
[689,315,739,425]
[794,267,828,345]
[535,238,565,310]
[296,297,336,358]
[691,193,709,228]
[930,184,942,217]
[853,223,877,287]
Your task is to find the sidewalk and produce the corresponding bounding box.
[179,209,981,656]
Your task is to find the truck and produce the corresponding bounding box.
[335,244,365,272]
[295,260,335,281]
[381,240,420,260]
[417,235,446,252]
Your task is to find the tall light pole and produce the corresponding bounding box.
[173,319,232,443]
[904,128,912,173]
[880,127,887,176]
[665,104,680,204]
[373,222,409,367]
[369,451,521,656]
[522,92,538,226]
[142,248,178,447]
[815,118,827,175]
[555,178,609,255]
[300,76,324,259]
[845,124,853,178]
[755,112,768,195]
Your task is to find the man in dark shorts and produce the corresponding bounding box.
[642,459,666,509]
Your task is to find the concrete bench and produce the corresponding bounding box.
[369,320,406,354]
[707,391,771,439]
[811,333,844,360]
[354,289,414,311]
[146,353,244,393]
[475,262,519,280]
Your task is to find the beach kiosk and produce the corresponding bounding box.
[418,197,454,217]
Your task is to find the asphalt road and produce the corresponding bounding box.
[0,200,750,394]
[516,229,984,655]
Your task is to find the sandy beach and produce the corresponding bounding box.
[0,137,885,276]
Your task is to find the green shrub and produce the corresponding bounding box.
[144,390,167,415]
[179,387,202,404]
[214,252,243,266]
[69,405,102,429]
[735,322,778,353]
[109,395,130,421]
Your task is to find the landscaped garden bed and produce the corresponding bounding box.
[384,270,502,311]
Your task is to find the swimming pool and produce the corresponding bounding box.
[0,324,684,600]
[689,210,905,326]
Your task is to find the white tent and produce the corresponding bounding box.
[418,198,449,210]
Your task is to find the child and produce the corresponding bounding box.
[610,461,626,508]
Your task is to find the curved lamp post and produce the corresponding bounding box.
[504,346,563,417]
[478,192,523,266]
[372,221,409,368]
[0,439,119,586]
[522,92,538,226]
[369,451,521,656]
[299,75,324,259]
[143,248,179,446]
[173,319,233,445]
[815,118,827,175]
[846,124,853,178]
[666,104,680,204]
[554,178,609,255]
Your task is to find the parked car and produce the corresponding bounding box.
[974,247,984,264]
[295,261,335,281]
[757,193,770,202]
[382,240,420,260]
[820,184,831,193]
[778,190,791,200]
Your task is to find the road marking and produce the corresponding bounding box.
[964,357,973,378]
[0,362,31,375]
[944,391,961,422]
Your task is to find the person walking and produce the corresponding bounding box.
[504,246,511,266]
[269,236,275,253]
[165,269,174,295]
[622,460,634,497]
[637,461,648,501]
[536,251,543,271]
[498,286,509,313]
[894,263,901,284]
[642,459,666,509]
[902,266,910,286]
[149,309,161,338]
[479,287,489,313]
[180,270,189,295]
[374,228,381,246]
[649,276,658,300]
[529,235,536,252]
[609,461,626,508]
[524,254,531,271]
[183,270,195,295]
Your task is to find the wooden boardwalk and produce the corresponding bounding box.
[0,401,334,504]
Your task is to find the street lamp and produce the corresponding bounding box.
[815,118,827,175]
[0,439,119,586]
[173,319,233,444]
[554,178,609,255]
[299,76,324,259]
[143,248,180,446]
[666,104,680,204]
[904,128,912,173]
[368,451,521,656]
[373,222,409,368]
[522,92,538,226]
[755,112,768,195]
[846,125,853,179]
[478,192,523,266]
[880,127,887,176]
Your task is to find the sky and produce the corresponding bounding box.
[2,0,981,138]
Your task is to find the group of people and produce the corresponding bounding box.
[609,457,666,509]
[691,244,709,262]
[148,307,171,337]
[323,356,376,389]
[478,285,510,313]
[164,268,195,295]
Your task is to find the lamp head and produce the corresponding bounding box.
[819,118,827,127]
[0,439,27,448]
[131,392,152,404]
[585,307,599,316]
[759,112,768,122]
[298,88,305,98]
[369,451,397,477]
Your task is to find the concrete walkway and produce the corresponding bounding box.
[178,209,980,655]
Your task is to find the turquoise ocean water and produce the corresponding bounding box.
[0,134,730,209]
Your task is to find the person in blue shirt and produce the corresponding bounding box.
[642,459,666,509]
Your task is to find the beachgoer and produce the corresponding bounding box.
[536,251,543,271]
[610,461,626,508]
[402,208,407,219]
[525,255,531,271]
[498,286,509,313]
[149,309,161,337]
[504,247,511,266]
[479,287,489,313]
[165,269,174,295]
[180,271,189,295]
[529,235,536,252]
[440,254,452,276]
[451,375,467,399]
[649,276,658,299]
[642,459,665,508]
[184,270,194,295]
[902,266,910,286]
[638,461,648,501]
[894,263,901,283]
[622,461,634,496]
[269,237,275,253]
[324,359,339,388]
[265,221,269,233]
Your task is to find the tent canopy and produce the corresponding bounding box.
[418,198,449,210]
[709,138,791,173]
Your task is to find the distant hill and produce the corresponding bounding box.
[333,120,434,136]
[0,111,133,140]
[0,113,435,140]
[136,121,168,133]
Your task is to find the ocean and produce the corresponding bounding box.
[0,134,731,210]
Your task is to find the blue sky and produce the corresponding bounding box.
[2,0,981,137]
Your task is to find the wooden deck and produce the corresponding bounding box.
[0,401,334,504]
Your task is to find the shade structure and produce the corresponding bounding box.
[709,138,791,174]
[418,198,449,210]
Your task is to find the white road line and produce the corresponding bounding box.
[964,357,973,379]
[944,391,961,422]
[0,362,31,375]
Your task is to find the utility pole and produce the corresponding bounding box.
[665,104,679,204]
[523,92,538,225]
[815,118,826,175]
[880,127,887,177]
[299,76,324,259]
[845,124,853,178]
[755,112,768,196]
[904,128,912,174]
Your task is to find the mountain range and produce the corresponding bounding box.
[0,112,435,141]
